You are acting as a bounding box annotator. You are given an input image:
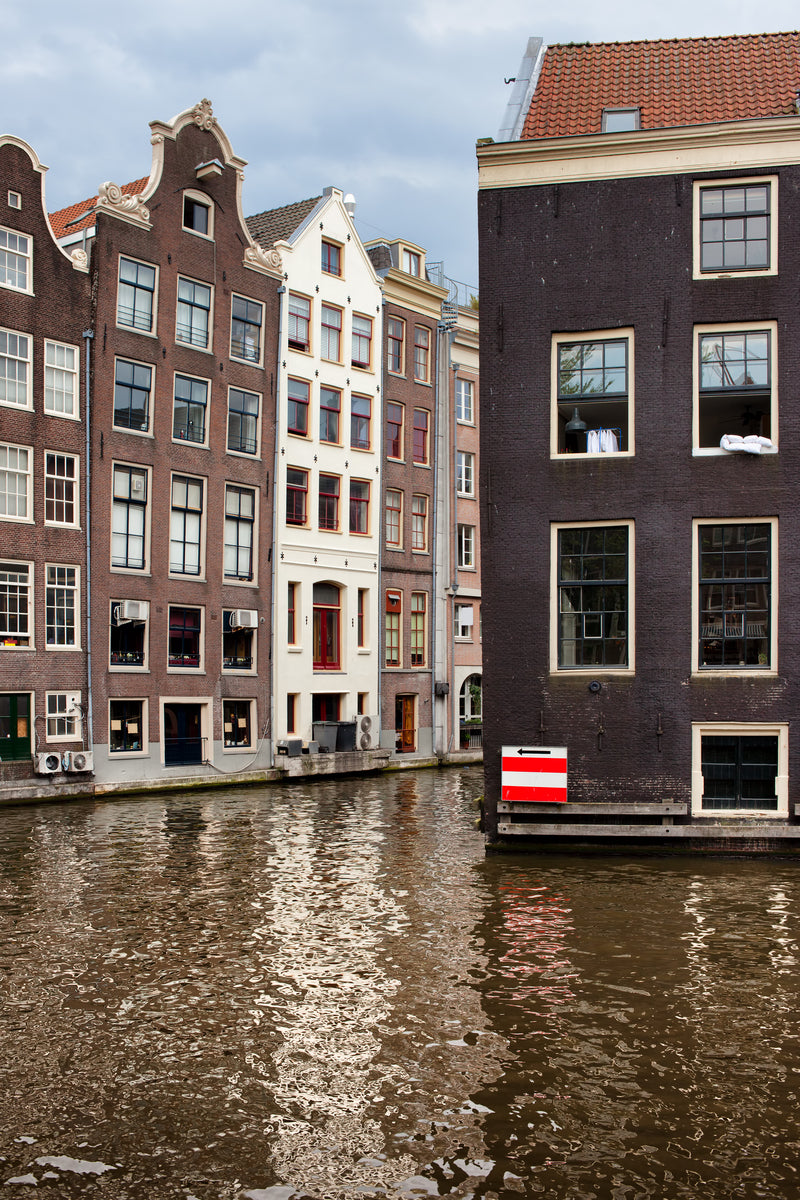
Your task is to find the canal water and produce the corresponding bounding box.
[1,767,799,1199]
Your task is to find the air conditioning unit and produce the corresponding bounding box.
[230,609,258,629]
[64,750,94,773]
[434,681,450,697]
[114,599,149,624]
[131,474,145,495]
[358,715,378,750]
[35,752,61,775]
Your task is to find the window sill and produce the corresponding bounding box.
[226,447,261,460]
[287,646,302,654]
[109,750,150,759]
[691,808,787,819]
[45,645,82,652]
[167,667,206,675]
[692,668,777,678]
[692,446,778,457]
[553,450,635,460]
[112,426,154,438]
[173,341,214,355]
[552,667,634,677]
[45,411,80,422]
[116,324,157,339]
[229,354,263,369]
[109,665,149,673]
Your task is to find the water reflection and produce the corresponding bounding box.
[1,775,800,1198]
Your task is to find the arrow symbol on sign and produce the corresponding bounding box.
[518,747,549,755]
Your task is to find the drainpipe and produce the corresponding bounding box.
[269,287,286,768]
[450,359,460,753]
[378,299,386,750]
[82,329,94,751]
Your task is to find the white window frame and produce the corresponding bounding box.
[457,450,475,497]
[691,722,788,818]
[222,697,256,754]
[224,483,257,583]
[0,560,33,648]
[226,385,261,457]
[0,225,32,294]
[7,192,21,210]
[111,462,151,574]
[222,609,258,675]
[109,698,148,756]
[692,321,778,456]
[455,603,474,641]
[182,189,214,240]
[44,451,79,527]
[45,563,80,650]
[457,523,475,569]
[113,357,153,435]
[169,473,206,579]
[172,372,210,448]
[109,599,149,672]
[46,691,81,742]
[175,275,213,352]
[229,293,264,366]
[551,328,635,458]
[550,520,635,676]
[116,255,158,335]
[43,340,79,419]
[693,175,778,280]
[385,488,403,549]
[0,442,33,522]
[0,328,31,411]
[455,377,474,424]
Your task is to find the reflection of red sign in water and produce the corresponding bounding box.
[501,746,567,803]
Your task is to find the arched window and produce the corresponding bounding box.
[459,673,482,722]
[313,583,340,670]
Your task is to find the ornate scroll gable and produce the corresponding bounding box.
[193,98,215,131]
[96,182,151,229]
[244,243,283,278]
[70,248,89,273]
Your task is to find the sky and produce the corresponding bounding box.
[2,0,799,289]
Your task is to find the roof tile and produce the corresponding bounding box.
[48,178,149,239]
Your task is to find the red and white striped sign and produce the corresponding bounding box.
[501,746,568,803]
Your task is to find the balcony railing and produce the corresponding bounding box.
[459,722,483,749]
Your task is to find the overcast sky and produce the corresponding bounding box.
[2,0,799,288]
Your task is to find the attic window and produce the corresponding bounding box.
[602,108,640,133]
[182,191,212,239]
[7,192,21,210]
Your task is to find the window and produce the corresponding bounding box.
[170,475,204,576]
[112,464,148,570]
[286,468,308,526]
[349,479,369,534]
[173,374,208,444]
[554,523,631,671]
[45,565,78,648]
[0,329,30,409]
[224,700,252,749]
[385,590,401,667]
[7,192,21,210]
[553,331,632,455]
[696,178,775,276]
[602,107,640,131]
[357,588,367,648]
[386,489,402,547]
[287,582,298,644]
[403,249,421,276]
[285,378,309,437]
[0,227,31,292]
[321,240,341,275]
[117,257,156,332]
[319,474,340,531]
[387,402,404,459]
[695,521,774,672]
[227,387,259,455]
[230,295,263,364]
[457,451,475,496]
[455,603,474,640]
[288,293,310,352]
[321,305,342,362]
[224,485,255,581]
[412,409,429,464]
[411,592,426,666]
[46,692,81,740]
[109,699,145,754]
[320,387,341,443]
[411,494,428,552]
[0,562,31,646]
[313,583,340,669]
[223,610,254,672]
[44,452,78,526]
[351,394,371,450]
[352,315,372,369]
[44,342,78,418]
[457,524,475,569]
[110,601,147,668]
[456,377,474,423]
[413,326,430,382]
[387,317,405,374]
[113,359,152,432]
[0,444,31,521]
[692,724,788,816]
[183,192,211,237]
[287,693,297,733]
[176,277,212,349]
[168,606,202,669]
[694,323,776,452]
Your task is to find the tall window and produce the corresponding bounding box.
[555,334,630,455]
[351,394,371,450]
[109,700,145,753]
[183,194,211,236]
[387,317,405,374]
[0,330,30,409]
[697,523,771,670]
[457,524,475,568]
[413,327,430,382]
[387,402,404,459]
[168,606,202,668]
[0,227,31,292]
[227,387,259,455]
[457,451,475,496]
[0,444,31,521]
[230,295,263,363]
[224,485,255,581]
[44,453,77,525]
[321,241,341,275]
[456,377,474,423]
[223,700,252,749]
[117,257,155,332]
[349,480,369,534]
[386,489,402,547]
[455,603,474,640]
[352,315,372,369]
[313,583,340,669]
[173,375,208,444]
[411,495,428,552]
[287,378,309,436]
[320,387,341,443]
[385,590,401,666]
[319,474,340,530]
[696,326,773,450]
[45,565,78,647]
[699,182,770,273]
[288,294,310,351]
[113,359,151,432]
[0,562,31,646]
[110,602,146,668]
[170,475,204,576]
[176,277,212,348]
[411,592,426,666]
[557,525,629,669]
[412,409,429,464]
[286,468,308,526]
[403,249,421,276]
[46,692,81,739]
[223,610,254,672]
[287,694,297,733]
[357,588,367,648]
[112,465,148,570]
[287,582,298,644]
[321,304,342,362]
[44,342,78,417]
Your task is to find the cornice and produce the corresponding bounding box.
[477,116,800,189]
[381,267,448,321]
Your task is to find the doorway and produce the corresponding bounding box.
[395,695,416,753]
[164,703,204,765]
[0,694,31,761]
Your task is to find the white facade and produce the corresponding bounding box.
[272,189,383,746]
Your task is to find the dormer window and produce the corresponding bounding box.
[601,108,640,132]
[402,249,421,276]
[182,191,212,239]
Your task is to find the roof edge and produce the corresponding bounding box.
[498,37,545,142]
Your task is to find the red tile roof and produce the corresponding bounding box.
[522,32,800,139]
[48,178,149,239]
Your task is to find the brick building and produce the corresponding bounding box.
[478,33,800,846]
